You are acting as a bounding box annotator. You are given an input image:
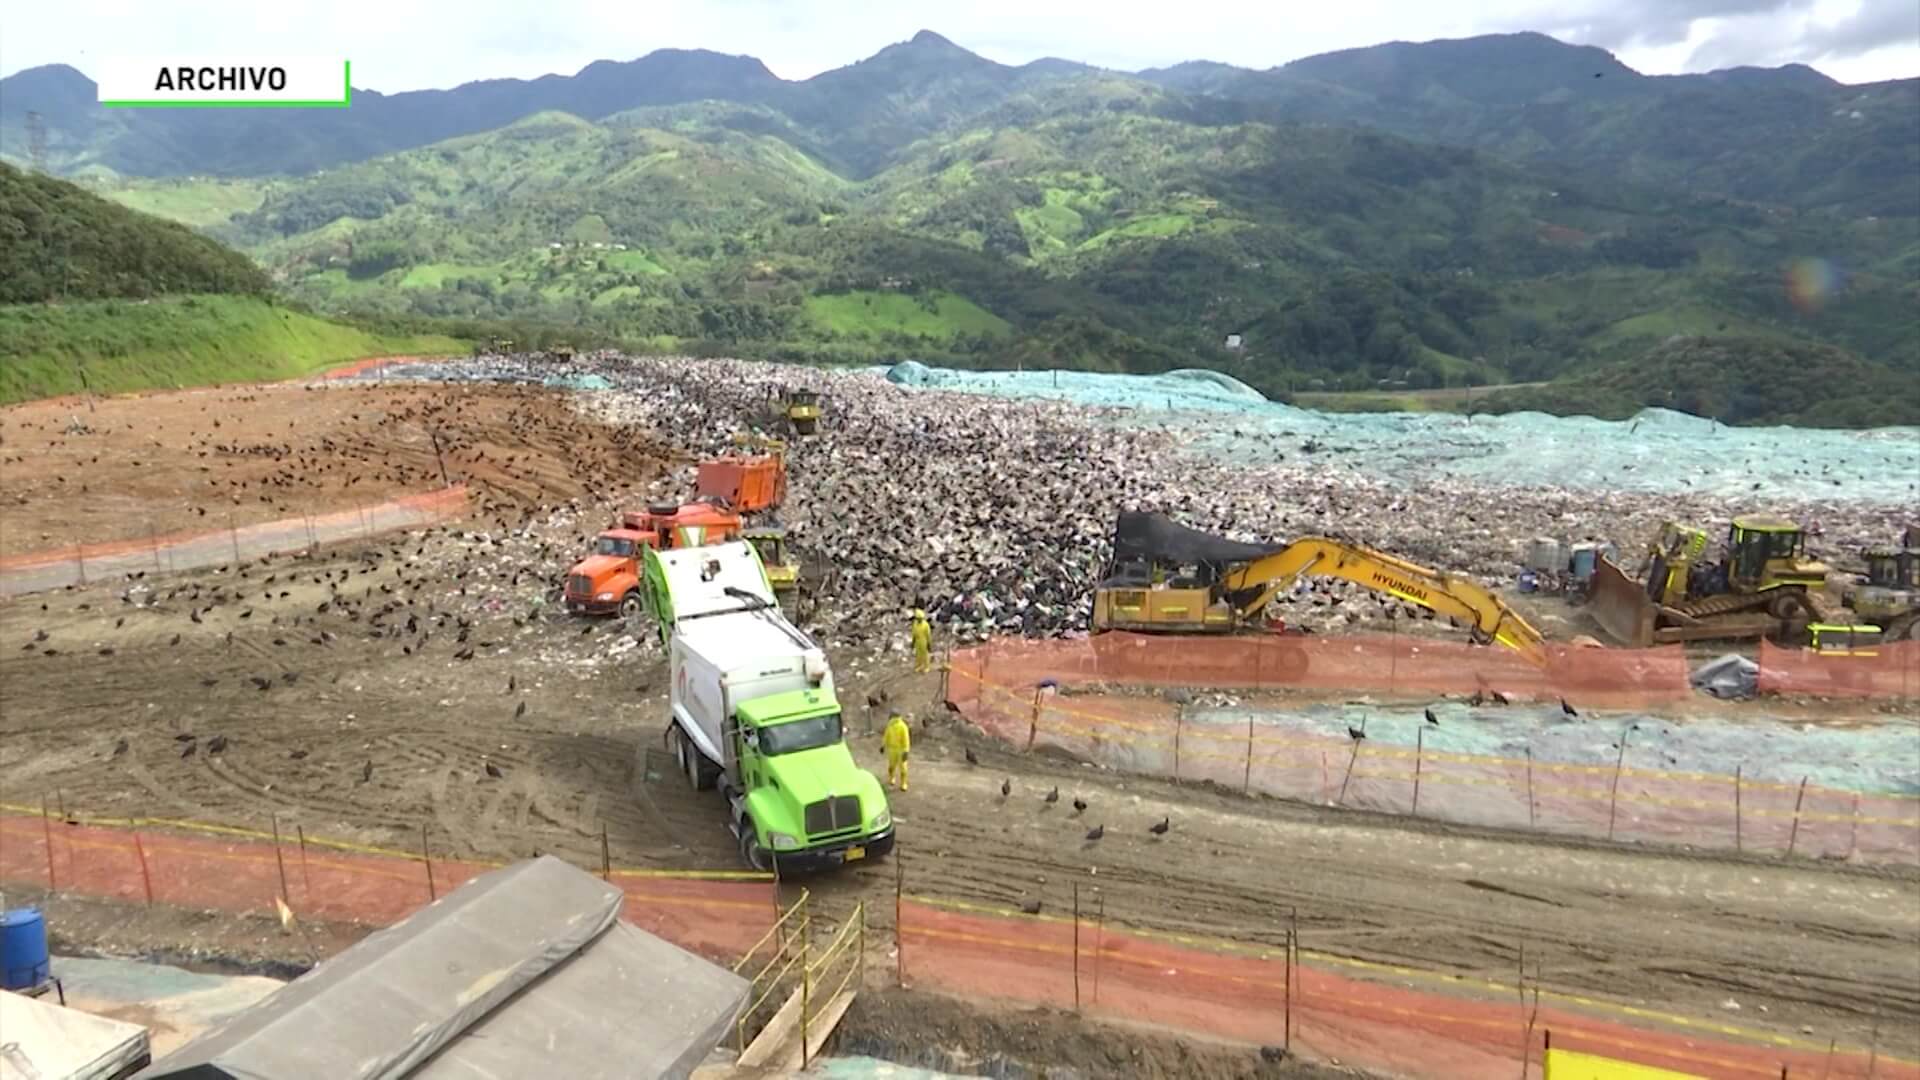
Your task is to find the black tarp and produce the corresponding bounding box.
[1109,512,1279,568]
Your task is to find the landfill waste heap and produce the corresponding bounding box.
[355,353,1915,648]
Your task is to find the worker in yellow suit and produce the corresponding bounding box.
[910,609,932,673]
[883,712,911,791]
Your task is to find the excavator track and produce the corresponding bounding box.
[1670,592,1772,620]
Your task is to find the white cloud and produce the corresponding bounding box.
[1,0,1914,90]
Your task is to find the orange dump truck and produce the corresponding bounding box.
[695,452,787,514]
[563,502,744,617]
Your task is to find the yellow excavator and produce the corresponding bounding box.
[1090,513,1547,666]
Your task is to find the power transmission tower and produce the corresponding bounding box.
[26,110,48,173]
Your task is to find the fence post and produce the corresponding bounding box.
[1412,725,1425,817]
[1243,713,1255,794]
[1787,776,1809,857]
[1173,704,1184,782]
[297,824,312,902]
[600,822,611,882]
[1092,892,1104,1005]
[40,797,57,891]
[1337,737,1362,807]
[1606,729,1630,843]
[1027,687,1041,751]
[1283,927,1293,1052]
[800,928,813,1070]
[894,852,905,987]
[1735,765,1744,853]
[132,829,154,905]
[1525,747,1536,830]
[270,814,291,905]
[1072,881,1082,1012]
[421,824,437,900]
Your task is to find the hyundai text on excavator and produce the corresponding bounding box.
[1090,512,1547,666]
[563,501,744,617]
[1587,515,1845,647]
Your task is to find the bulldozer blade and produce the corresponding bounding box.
[1588,557,1657,647]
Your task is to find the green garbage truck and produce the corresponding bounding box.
[646,541,893,871]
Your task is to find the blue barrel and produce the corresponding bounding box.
[1,907,51,990]
[1517,571,1539,593]
[1569,545,1599,582]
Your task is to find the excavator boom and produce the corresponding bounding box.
[1220,538,1548,664]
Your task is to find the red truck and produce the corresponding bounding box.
[563,502,744,617]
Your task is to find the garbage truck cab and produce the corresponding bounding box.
[648,541,893,872]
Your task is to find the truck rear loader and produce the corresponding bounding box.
[648,541,893,872]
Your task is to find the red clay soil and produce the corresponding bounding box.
[0,380,673,558]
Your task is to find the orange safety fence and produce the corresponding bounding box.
[897,895,1918,1080]
[1757,639,1920,700]
[0,810,776,965]
[959,631,1696,709]
[949,642,1920,865]
[0,486,471,597]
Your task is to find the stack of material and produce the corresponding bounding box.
[137,856,749,1080]
[0,989,150,1080]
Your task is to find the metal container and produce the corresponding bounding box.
[1527,538,1564,573]
[1,907,50,991]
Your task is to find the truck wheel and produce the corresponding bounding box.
[618,591,643,620]
[738,818,773,872]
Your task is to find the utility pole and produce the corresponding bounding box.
[27,111,48,174]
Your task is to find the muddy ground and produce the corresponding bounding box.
[1,381,1916,1067]
[0,381,675,557]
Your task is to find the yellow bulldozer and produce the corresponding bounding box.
[1090,512,1548,667]
[1838,542,1919,642]
[1589,515,1845,647]
[779,388,823,435]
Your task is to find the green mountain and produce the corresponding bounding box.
[1477,336,1917,428]
[1138,32,1920,217]
[6,30,1913,215]
[1,161,269,302]
[0,164,458,402]
[5,31,1915,423]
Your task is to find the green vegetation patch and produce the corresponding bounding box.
[0,295,462,404]
[804,289,1011,341]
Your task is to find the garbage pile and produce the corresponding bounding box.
[353,353,1914,647]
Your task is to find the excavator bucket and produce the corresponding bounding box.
[1588,557,1658,647]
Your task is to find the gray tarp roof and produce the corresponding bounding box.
[136,857,748,1080]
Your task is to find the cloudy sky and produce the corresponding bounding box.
[3,0,1916,89]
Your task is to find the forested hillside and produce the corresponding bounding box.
[4,30,1915,424]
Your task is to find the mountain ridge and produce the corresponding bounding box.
[4,30,1912,214]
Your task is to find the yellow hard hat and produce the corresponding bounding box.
[913,609,927,619]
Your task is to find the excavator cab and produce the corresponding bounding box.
[1725,516,1827,593]
[1864,548,1918,590]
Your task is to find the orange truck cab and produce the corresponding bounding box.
[695,453,786,514]
[564,502,744,616]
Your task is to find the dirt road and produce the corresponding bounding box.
[2,377,1914,1070]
